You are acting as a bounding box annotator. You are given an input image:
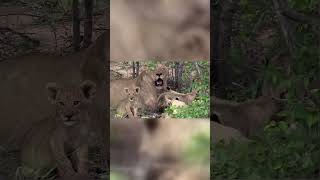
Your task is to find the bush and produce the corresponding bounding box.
[165,61,209,118]
[212,123,320,179]
[165,94,209,118]
[110,172,127,180]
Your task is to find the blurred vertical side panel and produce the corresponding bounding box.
[0,0,110,179]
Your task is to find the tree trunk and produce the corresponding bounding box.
[211,0,239,98]
[174,62,184,91]
[136,62,140,76]
[73,0,80,51]
[83,0,94,48]
[174,62,179,90]
[132,61,136,78]
[272,0,296,55]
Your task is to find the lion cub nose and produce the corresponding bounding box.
[129,97,134,101]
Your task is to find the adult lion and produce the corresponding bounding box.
[110,64,170,113]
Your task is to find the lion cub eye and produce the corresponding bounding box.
[73,101,80,106]
[58,102,65,106]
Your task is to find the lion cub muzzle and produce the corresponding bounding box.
[60,112,80,126]
[57,102,83,126]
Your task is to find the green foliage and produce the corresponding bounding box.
[110,171,127,180]
[229,0,320,115]
[165,94,209,118]
[155,61,210,118]
[217,1,320,177]
[232,0,319,98]
[288,0,320,11]
[212,125,320,179]
[187,61,210,91]
[145,61,158,70]
[184,132,210,166]
[58,0,73,12]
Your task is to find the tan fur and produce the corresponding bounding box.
[116,98,142,118]
[110,0,209,61]
[135,71,164,112]
[212,96,280,137]
[110,70,160,112]
[152,64,169,95]
[158,90,197,109]
[171,100,187,107]
[0,31,108,149]
[20,81,96,178]
[211,122,249,144]
[116,87,143,118]
[110,79,140,108]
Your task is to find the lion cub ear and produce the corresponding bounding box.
[80,80,96,100]
[191,90,198,94]
[135,87,140,94]
[46,82,59,104]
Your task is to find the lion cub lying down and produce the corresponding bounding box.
[157,90,197,110]
[19,80,96,178]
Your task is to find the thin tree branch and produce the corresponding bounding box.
[0,27,39,45]
[279,4,320,25]
[0,13,42,18]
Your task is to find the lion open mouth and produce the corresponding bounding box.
[155,78,164,87]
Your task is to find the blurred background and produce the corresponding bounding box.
[110,0,210,61]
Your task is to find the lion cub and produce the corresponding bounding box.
[20,80,96,178]
[157,90,197,110]
[116,87,142,118]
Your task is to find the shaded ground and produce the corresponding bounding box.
[0,2,107,60]
[0,2,108,179]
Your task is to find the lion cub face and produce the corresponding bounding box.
[46,80,96,126]
[165,95,180,106]
[124,86,140,102]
